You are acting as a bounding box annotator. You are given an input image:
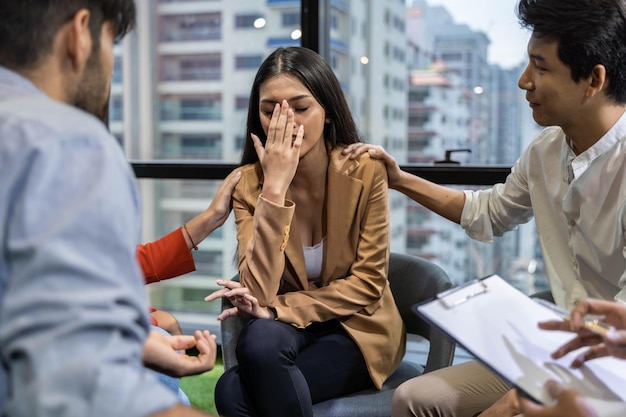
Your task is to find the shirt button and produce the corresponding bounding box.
[568,220,575,227]
[573,260,578,269]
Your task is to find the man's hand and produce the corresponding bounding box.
[142,329,217,378]
[341,143,403,188]
[518,381,598,417]
[538,298,626,367]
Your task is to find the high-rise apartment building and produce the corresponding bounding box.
[405,63,471,282]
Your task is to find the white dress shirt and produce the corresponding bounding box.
[461,110,626,309]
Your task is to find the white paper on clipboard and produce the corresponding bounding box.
[415,275,626,416]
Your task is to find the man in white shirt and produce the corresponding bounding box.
[344,0,626,416]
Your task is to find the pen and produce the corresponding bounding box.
[534,298,614,336]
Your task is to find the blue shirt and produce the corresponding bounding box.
[0,67,178,416]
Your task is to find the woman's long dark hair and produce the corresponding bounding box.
[240,47,361,166]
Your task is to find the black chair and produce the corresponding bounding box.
[219,252,456,417]
[529,289,554,303]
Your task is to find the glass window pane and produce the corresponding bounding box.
[141,178,238,317]
[159,13,222,42]
[117,1,545,341]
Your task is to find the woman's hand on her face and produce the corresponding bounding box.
[252,99,304,205]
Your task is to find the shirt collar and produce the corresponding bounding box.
[0,66,44,101]
[568,109,626,180]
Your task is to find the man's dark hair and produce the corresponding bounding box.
[0,0,136,70]
[517,0,626,103]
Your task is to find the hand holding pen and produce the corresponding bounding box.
[536,298,626,367]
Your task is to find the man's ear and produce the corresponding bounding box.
[65,9,93,74]
[586,64,607,97]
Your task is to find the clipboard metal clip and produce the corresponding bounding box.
[437,279,489,309]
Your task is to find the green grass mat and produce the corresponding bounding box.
[180,359,224,415]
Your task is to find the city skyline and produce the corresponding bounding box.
[425,0,531,68]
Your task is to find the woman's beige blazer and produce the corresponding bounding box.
[232,147,406,389]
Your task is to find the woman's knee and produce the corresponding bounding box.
[236,319,299,367]
[215,368,249,417]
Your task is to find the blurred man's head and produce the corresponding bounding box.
[0,1,136,122]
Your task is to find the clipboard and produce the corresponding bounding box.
[415,275,626,416]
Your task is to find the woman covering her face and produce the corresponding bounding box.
[206,46,405,417]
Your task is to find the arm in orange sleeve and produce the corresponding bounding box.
[137,227,196,284]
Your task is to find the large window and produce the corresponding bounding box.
[116,0,543,338]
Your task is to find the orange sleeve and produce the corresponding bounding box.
[137,227,196,284]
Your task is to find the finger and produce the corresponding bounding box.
[204,287,229,301]
[517,381,562,417]
[229,292,253,309]
[268,100,290,146]
[570,345,609,368]
[551,334,602,359]
[180,348,215,375]
[544,379,568,398]
[518,395,547,417]
[341,143,356,154]
[194,330,217,354]
[605,328,626,344]
[244,293,260,306]
[368,147,382,157]
[266,103,281,146]
[275,100,291,144]
[605,329,626,359]
[193,329,214,342]
[224,287,250,298]
[203,330,217,347]
[251,133,265,161]
[292,124,304,149]
[168,335,197,350]
[284,105,296,143]
[217,306,239,321]
[569,298,625,329]
[221,169,241,192]
[215,279,242,291]
[342,143,368,159]
[538,319,571,332]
